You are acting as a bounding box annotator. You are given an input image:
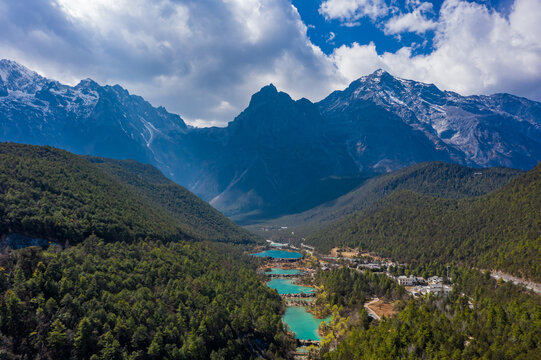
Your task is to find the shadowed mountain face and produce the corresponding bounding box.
[1,59,541,222]
[183,85,365,222]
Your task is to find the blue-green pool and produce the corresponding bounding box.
[265,268,302,275]
[267,279,315,295]
[252,250,302,259]
[283,307,331,341]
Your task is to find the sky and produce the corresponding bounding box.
[0,0,539,127]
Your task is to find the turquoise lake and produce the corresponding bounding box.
[265,268,302,275]
[267,279,315,294]
[283,307,331,341]
[252,250,303,259]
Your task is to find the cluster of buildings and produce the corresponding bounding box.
[395,275,453,296]
[318,254,454,297]
[396,275,425,286]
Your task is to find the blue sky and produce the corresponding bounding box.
[292,0,442,55]
[293,0,516,55]
[0,0,540,126]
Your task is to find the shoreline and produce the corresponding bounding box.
[258,255,329,347]
[283,305,329,343]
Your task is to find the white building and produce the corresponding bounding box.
[427,284,452,296]
[397,275,416,286]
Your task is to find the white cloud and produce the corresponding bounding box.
[342,21,362,27]
[384,2,437,35]
[331,0,541,101]
[0,0,341,126]
[319,0,389,22]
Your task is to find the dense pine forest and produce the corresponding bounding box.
[309,163,541,281]
[0,240,292,359]
[314,268,406,312]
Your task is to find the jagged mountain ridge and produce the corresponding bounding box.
[0,59,187,175]
[1,59,540,222]
[319,70,541,171]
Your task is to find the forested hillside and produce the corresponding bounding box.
[253,162,522,233]
[0,143,258,245]
[318,268,541,359]
[0,240,291,359]
[309,163,541,281]
[88,157,257,242]
[0,143,290,359]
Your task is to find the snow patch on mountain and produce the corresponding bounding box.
[0,60,46,94]
[320,70,541,168]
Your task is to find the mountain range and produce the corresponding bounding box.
[1,59,541,222]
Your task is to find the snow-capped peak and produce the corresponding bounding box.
[76,78,99,89]
[0,59,47,94]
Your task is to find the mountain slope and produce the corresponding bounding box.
[319,70,541,171]
[251,162,523,232]
[184,85,365,222]
[308,162,541,281]
[1,59,541,222]
[87,156,257,242]
[0,143,258,245]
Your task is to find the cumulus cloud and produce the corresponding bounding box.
[0,0,342,126]
[384,2,437,35]
[319,0,389,22]
[331,0,541,101]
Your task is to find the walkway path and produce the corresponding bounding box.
[364,297,381,320]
